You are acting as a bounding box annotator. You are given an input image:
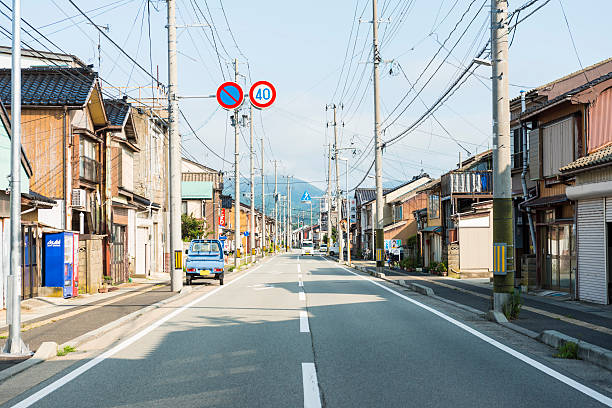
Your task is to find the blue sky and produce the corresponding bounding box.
[8,0,612,193]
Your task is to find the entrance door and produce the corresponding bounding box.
[608,223,612,304]
[111,224,127,283]
[543,224,575,291]
[136,227,148,277]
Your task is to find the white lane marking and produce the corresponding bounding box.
[298,263,301,273]
[10,264,266,408]
[328,260,612,407]
[298,274,302,280]
[300,310,310,332]
[302,362,322,408]
[299,280,304,287]
[299,291,306,301]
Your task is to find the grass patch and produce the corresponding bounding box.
[554,342,579,359]
[227,266,236,272]
[502,290,523,320]
[0,335,6,339]
[57,345,76,357]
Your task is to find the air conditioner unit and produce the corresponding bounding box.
[72,189,86,209]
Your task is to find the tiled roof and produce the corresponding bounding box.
[104,99,130,127]
[561,144,612,172]
[355,188,391,206]
[520,71,612,118]
[0,67,96,107]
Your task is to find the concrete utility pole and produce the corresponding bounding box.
[167,0,182,292]
[332,105,344,262]
[286,177,291,250]
[4,0,28,355]
[249,103,255,258]
[491,0,514,311]
[233,59,241,267]
[261,137,265,251]
[273,160,278,252]
[326,142,332,253]
[372,0,384,272]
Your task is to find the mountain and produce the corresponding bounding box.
[222,175,326,222]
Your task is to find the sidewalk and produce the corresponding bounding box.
[0,273,174,372]
[350,259,612,350]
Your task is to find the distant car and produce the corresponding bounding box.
[301,240,314,256]
[185,239,225,285]
[328,243,339,256]
[319,245,327,254]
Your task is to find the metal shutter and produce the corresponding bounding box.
[577,198,607,304]
[529,128,541,180]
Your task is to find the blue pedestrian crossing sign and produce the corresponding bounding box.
[301,191,312,203]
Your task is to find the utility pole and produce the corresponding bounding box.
[261,137,265,252]
[249,104,255,259]
[326,142,332,253]
[167,0,182,292]
[233,59,241,267]
[273,160,278,252]
[371,0,384,272]
[4,0,28,355]
[286,176,290,250]
[332,106,344,262]
[491,0,514,312]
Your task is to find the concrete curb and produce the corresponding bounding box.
[0,341,58,383]
[350,262,612,371]
[538,330,612,371]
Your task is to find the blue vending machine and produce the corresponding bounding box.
[44,232,75,298]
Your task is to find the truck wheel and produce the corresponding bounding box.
[219,276,224,285]
[186,276,192,285]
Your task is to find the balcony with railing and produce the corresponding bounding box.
[441,170,492,197]
[80,156,100,183]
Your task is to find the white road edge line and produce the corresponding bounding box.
[10,263,267,408]
[299,291,306,301]
[300,310,310,333]
[329,260,612,407]
[302,362,322,408]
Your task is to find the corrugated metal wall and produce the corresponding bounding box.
[542,117,574,177]
[588,87,612,153]
[577,198,607,304]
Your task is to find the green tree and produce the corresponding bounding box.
[181,213,204,241]
[331,227,337,244]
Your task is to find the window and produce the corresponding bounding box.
[190,241,221,253]
[542,117,575,177]
[79,137,99,182]
[428,195,440,219]
[512,127,523,169]
[394,204,403,221]
[182,201,188,215]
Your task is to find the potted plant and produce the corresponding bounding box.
[437,261,448,277]
[99,276,112,293]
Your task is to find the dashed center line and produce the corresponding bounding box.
[299,281,304,287]
[302,362,322,408]
[300,311,310,332]
[299,291,306,301]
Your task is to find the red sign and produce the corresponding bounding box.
[219,208,226,227]
[249,80,276,109]
[216,81,244,110]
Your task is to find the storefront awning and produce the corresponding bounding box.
[523,194,568,208]
[420,226,442,233]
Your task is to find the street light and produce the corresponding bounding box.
[338,156,350,265]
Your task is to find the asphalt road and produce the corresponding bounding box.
[4,254,611,407]
[381,268,612,349]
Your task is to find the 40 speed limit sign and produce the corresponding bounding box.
[249,81,276,109]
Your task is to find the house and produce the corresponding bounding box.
[0,100,57,302]
[355,176,430,259]
[510,58,612,298]
[181,158,224,241]
[220,198,273,256]
[131,107,168,277]
[0,66,112,294]
[451,200,493,278]
[514,69,612,300]
[415,179,443,268]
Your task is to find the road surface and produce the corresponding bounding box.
[4,253,611,407]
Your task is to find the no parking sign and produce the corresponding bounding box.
[216,81,244,110]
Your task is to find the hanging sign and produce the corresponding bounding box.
[249,81,276,109]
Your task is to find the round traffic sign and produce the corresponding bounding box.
[249,81,276,109]
[216,81,244,110]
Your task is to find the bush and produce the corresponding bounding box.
[502,290,523,320]
[437,261,447,273]
[554,342,578,359]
